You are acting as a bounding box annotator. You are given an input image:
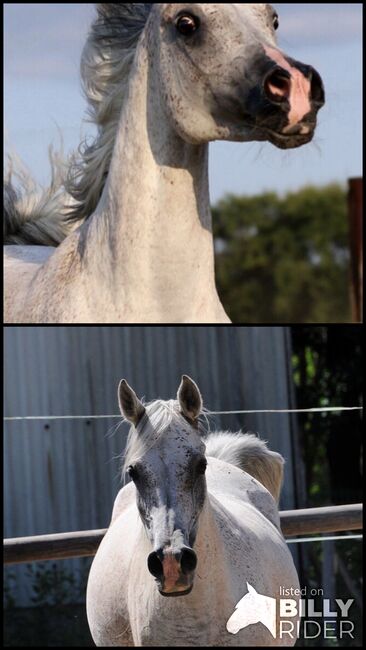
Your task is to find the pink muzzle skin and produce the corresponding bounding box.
[162,555,181,592]
[160,553,194,596]
[264,45,312,134]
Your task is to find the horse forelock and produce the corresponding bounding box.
[122,399,207,478]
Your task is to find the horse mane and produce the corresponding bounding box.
[65,3,153,223]
[4,148,75,247]
[205,432,284,503]
[4,3,152,245]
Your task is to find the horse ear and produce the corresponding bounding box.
[118,380,145,427]
[177,375,202,422]
[247,582,257,595]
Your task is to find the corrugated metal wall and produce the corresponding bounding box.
[4,326,299,606]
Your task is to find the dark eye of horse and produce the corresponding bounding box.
[196,458,207,475]
[176,14,200,36]
[127,465,138,481]
[273,14,279,31]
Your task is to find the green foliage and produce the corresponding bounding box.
[4,572,17,609]
[25,562,85,607]
[291,327,362,647]
[291,326,362,507]
[4,560,94,646]
[213,185,351,323]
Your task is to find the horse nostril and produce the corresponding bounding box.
[180,548,197,575]
[310,69,325,105]
[147,551,163,579]
[264,68,291,103]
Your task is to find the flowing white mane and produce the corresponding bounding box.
[4,3,153,244]
[66,3,153,223]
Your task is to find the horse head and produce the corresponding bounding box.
[119,375,207,597]
[144,3,325,149]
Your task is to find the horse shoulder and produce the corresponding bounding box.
[4,246,51,322]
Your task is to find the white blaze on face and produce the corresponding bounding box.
[264,45,312,133]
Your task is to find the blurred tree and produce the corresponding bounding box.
[213,185,351,323]
[291,327,362,647]
[291,326,363,507]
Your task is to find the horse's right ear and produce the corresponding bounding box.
[118,380,145,427]
[177,375,203,422]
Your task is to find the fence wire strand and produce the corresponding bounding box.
[3,406,363,421]
[286,533,362,544]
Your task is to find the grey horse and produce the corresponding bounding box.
[4,4,324,323]
[86,376,300,646]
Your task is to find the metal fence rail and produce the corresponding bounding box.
[3,504,362,565]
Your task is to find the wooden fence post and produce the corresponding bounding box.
[348,178,363,322]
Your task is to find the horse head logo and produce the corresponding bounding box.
[226,582,277,638]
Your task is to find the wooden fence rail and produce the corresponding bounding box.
[3,504,362,565]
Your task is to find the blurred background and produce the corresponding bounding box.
[4,326,362,646]
[4,4,363,323]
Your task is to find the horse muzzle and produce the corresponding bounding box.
[247,47,325,150]
[148,546,197,597]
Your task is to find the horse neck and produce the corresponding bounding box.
[176,497,232,613]
[83,35,222,322]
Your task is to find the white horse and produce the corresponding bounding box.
[86,376,300,646]
[4,4,325,324]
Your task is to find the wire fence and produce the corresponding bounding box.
[4,406,363,421]
[286,533,362,544]
[4,409,362,563]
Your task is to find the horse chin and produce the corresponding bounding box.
[158,584,194,598]
[214,122,314,149]
[258,124,315,150]
[268,132,314,150]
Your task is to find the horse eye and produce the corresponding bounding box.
[176,14,200,36]
[273,14,279,31]
[127,465,138,481]
[196,459,207,475]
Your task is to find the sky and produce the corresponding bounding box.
[4,3,363,203]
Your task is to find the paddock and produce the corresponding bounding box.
[4,325,362,646]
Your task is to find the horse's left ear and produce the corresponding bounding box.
[177,375,202,422]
